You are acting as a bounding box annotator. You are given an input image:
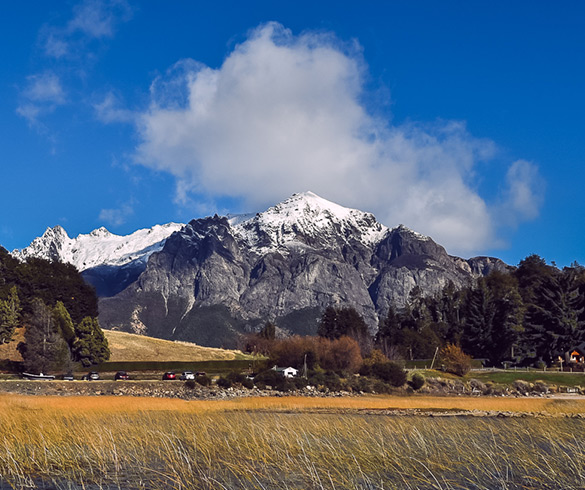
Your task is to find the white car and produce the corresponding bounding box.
[180,371,195,380]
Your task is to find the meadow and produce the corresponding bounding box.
[0,394,584,489]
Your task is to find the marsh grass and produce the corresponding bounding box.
[0,395,584,489]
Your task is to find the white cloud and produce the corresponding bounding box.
[499,159,545,224]
[17,72,66,125]
[23,72,66,104]
[41,0,133,59]
[133,22,543,255]
[99,202,134,227]
[94,92,135,123]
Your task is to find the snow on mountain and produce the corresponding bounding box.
[232,191,390,253]
[12,223,185,271]
[12,191,432,273]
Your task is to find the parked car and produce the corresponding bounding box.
[115,371,130,380]
[195,371,207,377]
[82,371,100,381]
[162,372,176,380]
[180,371,195,380]
[61,373,75,381]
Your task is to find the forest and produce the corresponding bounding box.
[376,254,585,367]
[246,255,585,371]
[0,247,109,372]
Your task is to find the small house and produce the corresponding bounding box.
[272,366,299,378]
[566,343,585,364]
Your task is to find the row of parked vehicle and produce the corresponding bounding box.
[73,370,207,381]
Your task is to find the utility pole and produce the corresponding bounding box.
[430,346,439,370]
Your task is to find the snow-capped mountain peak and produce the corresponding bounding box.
[232,191,388,252]
[12,222,185,271]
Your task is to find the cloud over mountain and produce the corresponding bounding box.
[134,22,542,255]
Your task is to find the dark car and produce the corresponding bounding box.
[61,373,75,381]
[82,371,100,381]
[115,371,130,380]
[162,372,176,380]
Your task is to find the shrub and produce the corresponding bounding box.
[196,375,211,386]
[371,362,407,387]
[409,372,425,390]
[216,377,232,389]
[440,344,472,376]
[253,369,284,388]
[308,371,342,391]
[242,378,254,389]
[184,379,197,389]
[372,380,391,393]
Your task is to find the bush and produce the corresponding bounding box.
[184,379,197,389]
[242,378,254,389]
[216,377,232,389]
[372,379,392,394]
[308,371,342,391]
[440,344,472,376]
[409,372,425,390]
[371,362,407,387]
[196,375,211,386]
[253,369,284,388]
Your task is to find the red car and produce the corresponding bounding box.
[162,372,176,380]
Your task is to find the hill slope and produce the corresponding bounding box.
[103,330,248,362]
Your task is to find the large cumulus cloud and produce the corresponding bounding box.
[134,22,542,255]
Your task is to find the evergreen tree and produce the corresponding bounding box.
[317,306,339,339]
[522,264,585,364]
[53,301,76,346]
[375,305,401,357]
[0,286,21,344]
[18,298,69,373]
[258,321,276,340]
[72,317,110,367]
[462,278,495,360]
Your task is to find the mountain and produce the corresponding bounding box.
[12,223,184,296]
[92,192,508,347]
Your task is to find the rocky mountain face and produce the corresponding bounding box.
[94,192,509,348]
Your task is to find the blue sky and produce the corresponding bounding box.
[1,1,584,266]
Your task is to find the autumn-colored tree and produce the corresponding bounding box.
[272,335,319,369]
[440,343,472,376]
[318,336,362,373]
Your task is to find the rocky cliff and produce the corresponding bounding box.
[97,192,509,347]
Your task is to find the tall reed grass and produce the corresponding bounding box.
[0,394,584,489]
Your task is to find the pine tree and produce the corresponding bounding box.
[0,286,21,344]
[520,263,585,364]
[53,301,76,346]
[18,298,69,373]
[375,305,401,357]
[259,321,276,340]
[72,317,110,367]
[317,306,340,339]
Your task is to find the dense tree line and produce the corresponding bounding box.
[0,247,109,372]
[376,255,585,367]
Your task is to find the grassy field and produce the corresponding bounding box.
[0,394,584,489]
[103,329,251,362]
[466,370,585,387]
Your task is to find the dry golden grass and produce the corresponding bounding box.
[2,392,585,415]
[104,329,248,362]
[0,394,584,489]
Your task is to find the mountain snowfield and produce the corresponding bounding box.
[233,191,394,254]
[12,222,185,271]
[12,192,428,270]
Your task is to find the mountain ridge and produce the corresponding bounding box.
[12,192,509,347]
